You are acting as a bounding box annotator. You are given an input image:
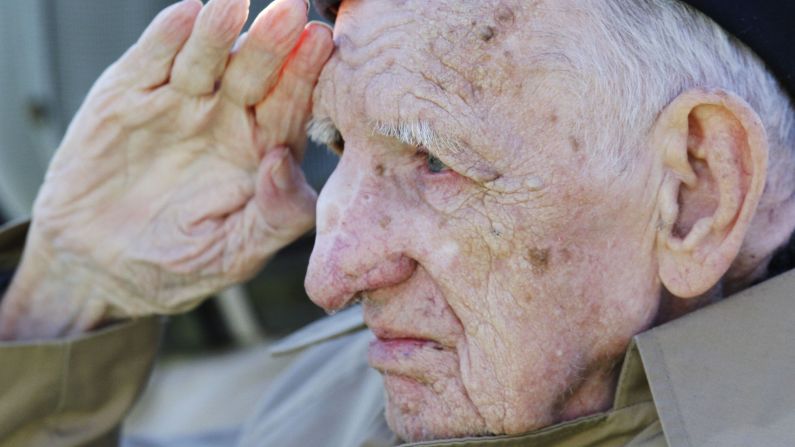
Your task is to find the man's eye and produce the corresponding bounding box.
[427,154,449,173]
[416,146,449,174]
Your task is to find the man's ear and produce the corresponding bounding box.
[654,89,768,298]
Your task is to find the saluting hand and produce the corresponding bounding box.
[0,0,333,339]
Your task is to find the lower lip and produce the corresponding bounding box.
[368,338,442,364]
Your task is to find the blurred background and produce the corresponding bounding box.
[0,0,338,353]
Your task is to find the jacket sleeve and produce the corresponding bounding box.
[0,220,163,447]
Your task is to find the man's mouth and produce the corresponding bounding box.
[367,327,450,374]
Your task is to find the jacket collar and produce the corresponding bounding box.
[634,267,795,446]
[268,305,366,356]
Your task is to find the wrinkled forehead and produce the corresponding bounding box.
[313,0,564,133]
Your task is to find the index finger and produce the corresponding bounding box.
[255,22,334,160]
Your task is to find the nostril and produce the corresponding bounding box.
[304,267,355,311]
[358,256,417,290]
[305,252,418,312]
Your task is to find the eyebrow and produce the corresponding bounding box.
[307,117,464,157]
[371,120,463,156]
[377,120,504,182]
[308,117,503,182]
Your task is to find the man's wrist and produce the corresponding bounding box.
[0,239,113,341]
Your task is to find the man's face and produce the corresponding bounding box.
[306,0,662,441]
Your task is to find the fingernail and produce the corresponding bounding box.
[309,20,333,34]
[271,150,293,191]
[307,21,334,57]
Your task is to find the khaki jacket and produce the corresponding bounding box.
[0,219,793,447]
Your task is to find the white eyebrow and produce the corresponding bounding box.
[372,120,462,155]
[307,117,464,156]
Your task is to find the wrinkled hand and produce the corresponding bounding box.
[13,0,333,323]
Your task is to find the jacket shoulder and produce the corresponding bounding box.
[268,305,366,355]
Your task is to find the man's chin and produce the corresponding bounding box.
[382,374,490,442]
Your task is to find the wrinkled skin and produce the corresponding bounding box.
[305,0,663,441]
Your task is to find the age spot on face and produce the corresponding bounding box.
[479,25,497,42]
[375,164,385,176]
[526,247,550,273]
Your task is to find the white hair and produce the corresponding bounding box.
[566,0,795,280]
[372,120,465,155]
[577,0,795,209]
[308,117,464,156]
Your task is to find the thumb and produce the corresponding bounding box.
[254,146,317,240]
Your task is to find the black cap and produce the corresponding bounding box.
[681,1,795,101]
[313,0,795,100]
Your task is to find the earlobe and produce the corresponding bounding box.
[654,89,768,298]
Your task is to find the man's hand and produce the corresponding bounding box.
[0,0,333,339]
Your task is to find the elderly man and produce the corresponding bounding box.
[0,0,793,446]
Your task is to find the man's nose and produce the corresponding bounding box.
[304,159,416,311]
